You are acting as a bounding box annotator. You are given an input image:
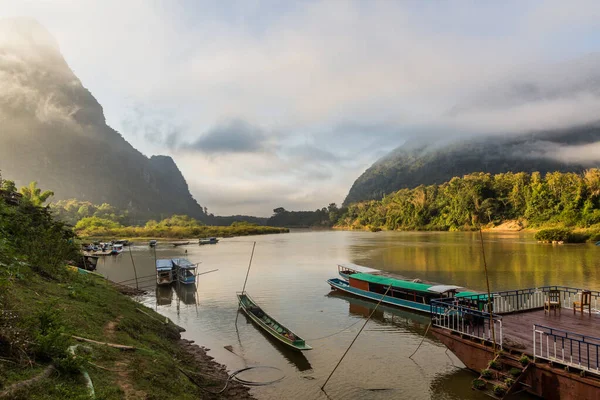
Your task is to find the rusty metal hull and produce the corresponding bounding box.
[432,326,600,400]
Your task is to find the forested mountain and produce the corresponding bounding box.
[344,126,600,206]
[0,18,205,220]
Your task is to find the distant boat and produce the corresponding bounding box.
[171,258,197,285]
[156,259,174,286]
[237,292,312,352]
[149,240,157,247]
[114,239,130,246]
[596,241,600,246]
[111,244,124,255]
[172,241,190,247]
[199,237,218,245]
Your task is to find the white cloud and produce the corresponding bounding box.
[2,1,600,214]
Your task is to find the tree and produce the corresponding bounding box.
[19,181,54,207]
[273,207,286,214]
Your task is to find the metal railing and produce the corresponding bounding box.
[457,286,600,315]
[431,298,503,348]
[533,324,600,376]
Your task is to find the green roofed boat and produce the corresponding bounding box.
[237,292,312,352]
[328,266,483,315]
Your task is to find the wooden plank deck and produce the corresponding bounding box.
[502,309,600,370]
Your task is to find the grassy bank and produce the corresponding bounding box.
[76,224,289,239]
[0,266,252,399]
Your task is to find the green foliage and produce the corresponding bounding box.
[19,181,54,207]
[480,368,492,379]
[75,217,123,232]
[472,378,486,390]
[519,355,530,366]
[267,203,345,227]
[534,228,572,242]
[51,199,129,226]
[340,169,600,232]
[509,367,522,377]
[504,377,515,386]
[488,359,501,370]
[493,384,507,396]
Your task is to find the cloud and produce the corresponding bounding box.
[185,119,272,154]
[3,1,600,214]
[530,141,600,164]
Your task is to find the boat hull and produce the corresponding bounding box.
[237,293,312,352]
[327,278,434,314]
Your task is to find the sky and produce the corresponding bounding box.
[2,0,600,216]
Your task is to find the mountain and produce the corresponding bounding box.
[0,18,205,219]
[344,125,600,205]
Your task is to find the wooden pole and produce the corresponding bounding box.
[321,284,392,391]
[128,245,139,290]
[235,241,256,325]
[479,229,497,352]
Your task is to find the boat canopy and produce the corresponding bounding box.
[427,285,463,294]
[172,258,196,269]
[350,273,433,293]
[455,291,487,299]
[156,259,173,271]
[338,263,380,274]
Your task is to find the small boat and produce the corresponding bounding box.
[596,241,600,246]
[149,240,157,247]
[111,244,124,255]
[156,259,174,286]
[171,258,197,285]
[199,237,219,245]
[236,292,312,352]
[114,240,130,246]
[172,241,190,247]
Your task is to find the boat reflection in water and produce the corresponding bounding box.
[155,285,173,306]
[238,311,313,372]
[175,283,197,305]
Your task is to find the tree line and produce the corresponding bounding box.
[337,170,600,232]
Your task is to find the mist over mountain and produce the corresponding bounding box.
[0,18,205,219]
[344,53,600,207]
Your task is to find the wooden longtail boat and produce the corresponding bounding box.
[156,259,174,286]
[172,258,197,285]
[237,292,312,352]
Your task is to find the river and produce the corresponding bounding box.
[95,230,600,399]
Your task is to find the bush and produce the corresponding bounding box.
[534,228,571,242]
[481,368,492,379]
[509,367,522,377]
[493,384,507,396]
[519,355,530,366]
[472,378,486,390]
[488,359,502,370]
[504,377,515,386]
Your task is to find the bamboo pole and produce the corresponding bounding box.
[128,245,139,290]
[235,242,256,325]
[479,229,497,352]
[321,284,392,391]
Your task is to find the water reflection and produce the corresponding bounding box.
[237,311,313,372]
[155,285,173,306]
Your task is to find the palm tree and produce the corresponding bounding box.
[19,181,54,207]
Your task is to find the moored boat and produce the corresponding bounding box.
[172,241,190,247]
[237,292,312,351]
[199,237,218,245]
[111,244,124,255]
[172,258,197,285]
[337,263,381,280]
[149,240,157,247]
[328,271,479,314]
[156,259,174,285]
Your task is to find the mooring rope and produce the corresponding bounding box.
[305,318,364,341]
[179,365,284,394]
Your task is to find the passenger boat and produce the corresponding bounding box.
[328,268,479,314]
[172,258,197,285]
[156,259,174,286]
[199,237,218,245]
[236,292,312,351]
[111,244,124,255]
[149,240,157,247]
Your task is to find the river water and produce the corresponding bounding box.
[96,231,600,399]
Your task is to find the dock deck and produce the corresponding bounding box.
[503,309,600,357]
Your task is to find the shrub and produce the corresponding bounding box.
[472,378,486,390]
[489,359,502,370]
[493,384,507,396]
[481,368,492,379]
[534,228,571,242]
[509,367,522,377]
[519,355,530,366]
[504,377,515,386]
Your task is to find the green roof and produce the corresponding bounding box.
[350,273,434,293]
[455,291,488,299]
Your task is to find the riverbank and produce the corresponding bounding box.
[0,265,254,399]
[76,224,289,239]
